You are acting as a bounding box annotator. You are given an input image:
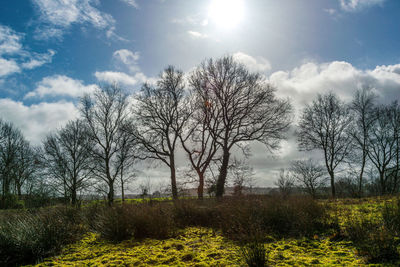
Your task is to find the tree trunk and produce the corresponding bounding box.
[71,189,77,206]
[197,171,204,199]
[329,171,336,198]
[170,155,178,200]
[358,152,367,197]
[216,148,230,198]
[108,182,114,206]
[379,171,386,195]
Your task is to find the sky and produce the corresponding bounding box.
[0,0,400,188]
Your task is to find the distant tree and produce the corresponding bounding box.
[0,120,25,200]
[13,140,38,198]
[229,158,255,196]
[290,159,326,198]
[366,102,400,194]
[298,92,353,198]
[42,119,94,205]
[275,169,294,197]
[129,66,188,200]
[350,87,377,196]
[190,56,292,197]
[81,84,132,205]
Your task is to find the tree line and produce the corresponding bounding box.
[0,56,399,207]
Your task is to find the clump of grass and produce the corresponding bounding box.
[0,206,83,266]
[241,240,269,267]
[89,203,176,242]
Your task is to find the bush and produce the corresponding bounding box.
[89,203,176,242]
[0,207,83,266]
[0,194,24,209]
[173,199,217,228]
[215,196,329,241]
[345,216,399,263]
[382,198,400,236]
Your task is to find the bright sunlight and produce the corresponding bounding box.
[208,0,245,30]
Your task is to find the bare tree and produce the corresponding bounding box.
[0,120,25,200]
[229,158,255,196]
[190,56,292,197]
[116,129,137,202]
[275,169,294,197]
[298,92,353,198]
[130,66,188,200]
[179,91,220,199]
[81,84,131,205]
[366,102,400,194]
[350,87,377,196]
[13,140,38,198]
[290,159,326,198]
[42,119,94,205]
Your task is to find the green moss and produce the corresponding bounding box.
[28,227,366,266]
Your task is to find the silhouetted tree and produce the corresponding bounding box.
[190,56,292,197]
[0,120,25,199]
[350,87,377,196]
[367,102,400,194]
[290,159,326,198]
[298,92,353,198]
[42,119,94,205]
[130,66,188,200]
[179,91,220,199]
[81,84,131,205]
[275,169,294,197]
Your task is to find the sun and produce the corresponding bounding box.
[208,0,245,30]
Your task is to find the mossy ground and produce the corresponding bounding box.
[27,197,400,266]
[31,228,364,266]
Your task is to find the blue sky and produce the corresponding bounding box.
[1,0,400,186]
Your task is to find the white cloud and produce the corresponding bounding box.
[0,98,79,144]
[0,58,20,77]
[21,49,56,69]
[187,31,208,39]
[233,52,271,73]
[25,75,97,99]
[32,0,116,40]
[339,0,385,11]
[94,71,149,87]
[324,8,337,15]
[113,49,140,72]
[0,25,24,56]
[0,25,55,78]
[119,0,138,8]
[269,61,400,113]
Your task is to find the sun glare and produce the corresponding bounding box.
[208,0,245,30]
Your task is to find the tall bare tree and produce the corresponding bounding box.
[290,159,326,198]
[190,56,292,197]
[0,120,25,200]
[298,92,353,197]
[81,84,131,205]
[42,119,94,205]
[130,66,188,200]
[350,87,377,196]
[179,92,220,199]
[366,102,400,194]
